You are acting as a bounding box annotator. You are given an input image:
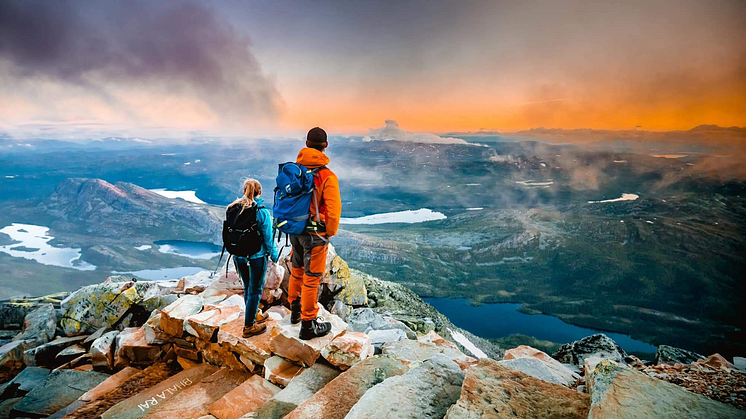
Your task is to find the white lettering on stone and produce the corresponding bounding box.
[138,397,158,412]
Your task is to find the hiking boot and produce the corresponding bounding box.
[290,299,301,325]
[299,317,332,340]
[255,310,269,324]
[242,322,267,338]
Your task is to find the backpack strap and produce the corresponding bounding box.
[213,244,226,277]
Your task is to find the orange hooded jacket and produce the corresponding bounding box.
[296,147,342,237]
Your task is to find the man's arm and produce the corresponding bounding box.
[323,173,342,237]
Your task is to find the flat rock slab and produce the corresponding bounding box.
[500,357,579,387]
[209,374,281,419]
[385,338,477,371]
[102,363,219,419]
[4,366,50,396]
[346,354,465,419]
[320,332,373,370]
[286,356,408,419]
[263,356,304,387]
[446,358,589,419]
[243,363,340,419]
[217,317,277,365]
[160,295,204,337]
[80,366,141,403]
[141,368,251,419]
[185,305,242,341]
[0,397,22,418]
[587,360,744,419]
[0,340,28,368]
[11,369,110,418]
[268,307,347,367]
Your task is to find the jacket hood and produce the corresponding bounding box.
[255,198,265,206]
[296,147,330,168]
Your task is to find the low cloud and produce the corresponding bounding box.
[0,1,281,132]
[363,120,468,144]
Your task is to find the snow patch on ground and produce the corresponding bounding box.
[340,208,446,225]
[466,207,484,211]
[588,193,639,204]
[135,245,152,251]
[448,328,488,359]
[516,180,554,187]
[149,189,206,204]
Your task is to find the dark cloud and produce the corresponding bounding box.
[0,1,280,124]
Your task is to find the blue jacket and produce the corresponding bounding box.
[249,198,279,262]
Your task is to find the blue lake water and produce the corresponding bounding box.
[154,240,221,260]
[113,266,206,280]
[424,298,657,354]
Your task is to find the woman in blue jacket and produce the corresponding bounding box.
[227,179,279,337]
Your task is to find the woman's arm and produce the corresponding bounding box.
[259,208,279,262]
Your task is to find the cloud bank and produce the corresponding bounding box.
[363,120,468,144]
[0,1,281,134]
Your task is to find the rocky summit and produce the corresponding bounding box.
[1,248,745,418]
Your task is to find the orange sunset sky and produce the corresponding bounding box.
[0,0,745,138]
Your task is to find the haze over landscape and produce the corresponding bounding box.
[1,2,746,416]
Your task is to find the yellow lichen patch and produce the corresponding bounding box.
[328,256,368,306]
[60,283,140,335]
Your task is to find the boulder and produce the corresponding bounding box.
[56,343,87,359]
[144,312,172,345]
[243,363,340,419]
[499,357,579,387]
[553,334,627,366]
[655,344,705,365]
[268,306,347,367]
[194,339,245,371]
[694,353,737,371]
[367,329,408,352]
[185,305,243,341]
[0,340,29,367]
[217,317,277,365]
[417,331,478,370]
[160,295,204,337]
[587,360,744,418]
[321,250,368,306]
[140,368,251,419]
[0,397,22,418]
[60,280,175,335]
[102,363,219,419]
[346,308,416,339]
[22,335,88,367]
[501,345,579,386]
[382,339,443,365]
[346,354,465,419]
[264,356,305,387]
[209,375,281,419]
[91,330,120,370]
[445,358,590,419]
[11,369,109,418]
[114,327,161,367]
[320,332,373,370]
[201,270,243,299]
[734,356,745,372]
[286,356,408,419]
[176,271,216,294]
[14,303,57,347]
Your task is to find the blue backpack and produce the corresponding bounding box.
[272,162,326,236]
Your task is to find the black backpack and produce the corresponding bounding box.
[215,203,263,274]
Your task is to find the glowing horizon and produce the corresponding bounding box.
[1,1,744,138]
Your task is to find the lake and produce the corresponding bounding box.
[154,240,221,260]
[112,266,206,280]
[424,298,657,354]
[0,223,96,271]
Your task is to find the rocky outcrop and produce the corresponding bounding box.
[445,358,590,419]
[553,334,627,366]
[588,360,744,418]
[10,369,109,417]
[14,304,57,348]
[319,332,373,370]
[346,354,465,419]
[501,345,579,386]
[655,344,705,365]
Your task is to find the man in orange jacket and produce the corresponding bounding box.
[288,127,342,340]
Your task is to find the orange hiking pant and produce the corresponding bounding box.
[288,233,328,321]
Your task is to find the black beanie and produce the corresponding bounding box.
[307,127,327,145]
